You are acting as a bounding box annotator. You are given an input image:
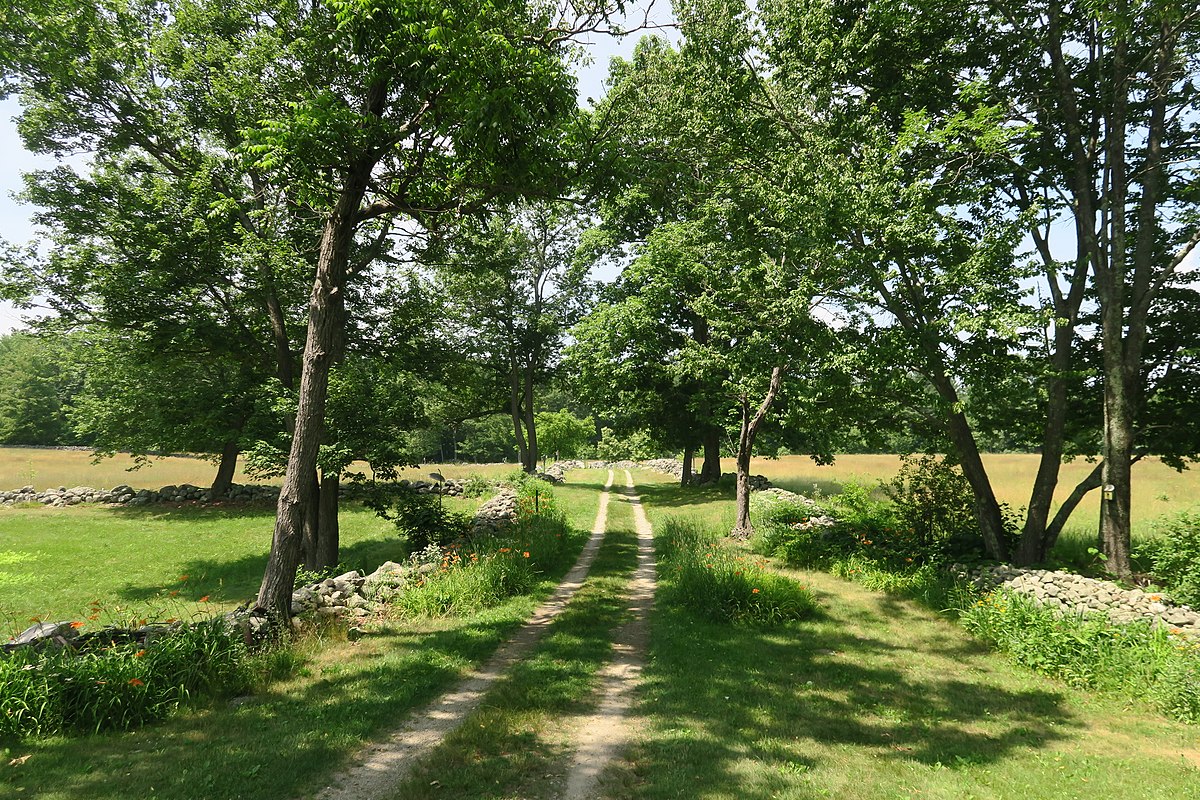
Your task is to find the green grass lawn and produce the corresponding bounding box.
[0,500,451,634]
[602,478,1200,800]
[0,473,609,800]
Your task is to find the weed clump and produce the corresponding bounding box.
[0,619,252,739]
[659,518,817,626]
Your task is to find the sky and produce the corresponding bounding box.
[0,2,679,334]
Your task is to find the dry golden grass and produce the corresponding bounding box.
[720,453,1200,535]
[0,447,521,492]
[0,448,262,490]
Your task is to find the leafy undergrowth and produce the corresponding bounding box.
[0,620,252,739]
[962,590,1200,723]
[659,518,817,626]
[396,514,575,618]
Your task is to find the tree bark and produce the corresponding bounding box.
[315,472,340,571]
[301,470,321,571]
[681,443,694,486]
[510,364,528,468]
[1044,461,1103,554]
[700,428,722,483]
[523,365,538,472]
[210,439,239,498]
[255,153,374,619]
[732,366,783,539]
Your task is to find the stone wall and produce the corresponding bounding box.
[952,563,1200,636]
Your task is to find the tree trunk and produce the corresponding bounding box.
[1100,363,1135,578]
[301,470,321,571]
[523,366,538,472]
[944,409,1010,561]
[681,443,694,487]
[255,160,370,620]
[731,366,784,539]
[700,428,722,483]
[510,365,528,468]
[1043,461,1103,554]
[315,472,340,571]
[210,439,239,498]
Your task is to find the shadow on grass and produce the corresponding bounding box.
[610,598,1077,800]
[114,536,412,607]
[0,611,532,800]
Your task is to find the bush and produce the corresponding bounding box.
[0,619,251,739]
[883,455,1009,563]
[362,485,472,552]
[751,490,848,568]
[461,474,492,498]
[961,589,1200,723]
[660,518,818,626]
[1137,511,1200,607]
[397,494,574,618]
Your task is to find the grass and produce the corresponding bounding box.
[0,472,610,800]
[386,485,640,799]
[603,480,1200,799]
[0,501,441,632]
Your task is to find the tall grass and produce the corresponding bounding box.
[961,590,1200,723]
[0,620,252,739]
[658,517,818,626]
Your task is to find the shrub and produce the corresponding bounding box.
[828,553,971,611]
[0,619,251,739]
[396,497,574,618]
[461,474,492,498]
[362,485,472,552]
[660,518,818,626]
[882,454,1018,563]
[1137,511,1200,606]
[961,589,1200,723]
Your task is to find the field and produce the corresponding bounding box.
[727,453,1200,539]
[0,446,520,492]
[2,464,1198,800]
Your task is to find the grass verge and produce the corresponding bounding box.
[0,474,609,799]
[386,489,639,800]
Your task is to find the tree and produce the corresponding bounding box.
[534,409,594,464]
[433,202,594,473]
[243,0,598,618]
[578,28,847,535]
[0,332,80,446]
[979,0,1200,576]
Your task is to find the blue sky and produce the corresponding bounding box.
[0,3,678,333]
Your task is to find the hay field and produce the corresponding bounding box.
[0,447,522,492]
[724,453,1200,537]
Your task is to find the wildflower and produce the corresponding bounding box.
[523,551,530,558]
[500,548,511,553]
[752,588,761,594]
[198,596,210,603]
[179,574,189,581]
[134,649,146,658]
[128,678,144,687]
[69,621,85,629]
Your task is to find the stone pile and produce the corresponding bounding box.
[471,489,520,533]
[952,563,1200,635]
[722,472,774,491]
[753,488,838,530]
[0,482,280,507]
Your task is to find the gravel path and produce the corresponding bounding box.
[562,469,658,800]
[306,470,616,800]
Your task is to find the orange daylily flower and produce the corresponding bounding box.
[198,596,210,603]
[128,678,144,687]
[69,621,85,629]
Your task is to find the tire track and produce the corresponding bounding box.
[308,469,616,800]
[562,469,657,800]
